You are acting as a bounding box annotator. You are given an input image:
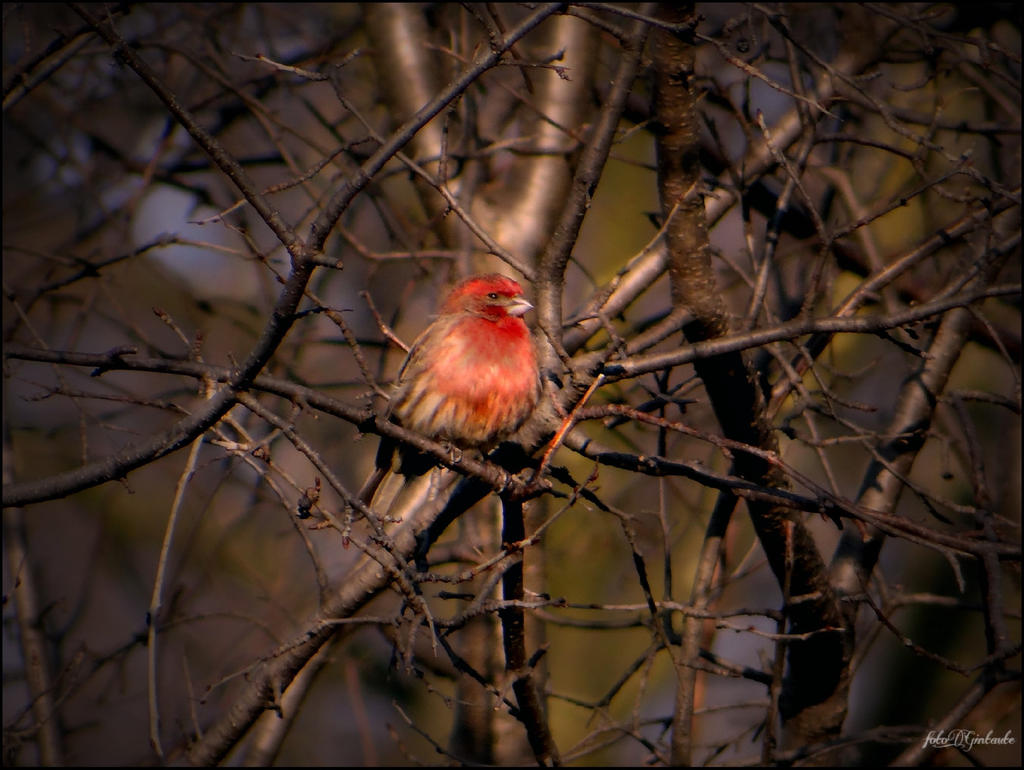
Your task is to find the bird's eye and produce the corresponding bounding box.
[487,292,499,300]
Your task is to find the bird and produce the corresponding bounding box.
[357,273,541,516]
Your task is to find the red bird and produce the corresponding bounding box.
[359,274,541,511]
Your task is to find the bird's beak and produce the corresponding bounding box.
[506,297,533,317]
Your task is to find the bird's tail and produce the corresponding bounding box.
[358,438,459,523]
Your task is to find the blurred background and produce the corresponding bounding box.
[3,3,1020,766]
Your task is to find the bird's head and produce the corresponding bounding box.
[441,274,533,321]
